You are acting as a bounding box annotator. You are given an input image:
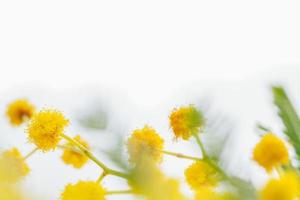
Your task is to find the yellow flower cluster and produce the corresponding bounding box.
[61,181,106,200]
[185,161,219,190]
[169,105,204,140]
[0,148,30,183]
[3,93,300,200]
[253,133,289,171]
[61,135,89,168]
[260,172,300,200]
[6,99,35,126]
[127,126,164,164]
[27,109,69,151]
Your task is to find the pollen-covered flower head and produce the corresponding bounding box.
[61,181,106,200]
[0,148,30,183]
[185,160,219,190]
[260,172,300,200]
[27,109,69,151]
[253,133,289,171]
[61,135,89,169]
[169,105,204,140]
[127,125,164,164]
[6,99,35,126]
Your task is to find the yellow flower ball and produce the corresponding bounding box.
[169,105,204,140]
[185,161,219,190]
[61,135,89,169]
[127,126,164,164]
[253,133,289,171]
[260,172,300,200]
[27,109,69,151]
[6,99,35,126]
[0,148,30,183]
[61,181,106,200]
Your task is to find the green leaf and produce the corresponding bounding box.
[230,176,257,200]
[272,86,300,159]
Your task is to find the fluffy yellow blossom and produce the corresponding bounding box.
[185,161,219,190]
[127,126,164,164]
[61,181,106,200]
[6,99,35,126]
[260,172,300,200]
[61,135,89,168]
[253,133,289,171]
[169,105,204,140]
[27,109,69,151]
[0,148,30,183]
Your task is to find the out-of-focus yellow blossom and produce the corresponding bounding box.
[253,133,289,171]
[61,181,106,200]
[61,135,89,168]
[0,184,24,200]
[27,109,69,151]
[195,188,237,200]
[185,161,219,190]
[129,159,187,200]
[260,172,300,200]
[0,148,30,183]
[127,126,164,164]
[6,99,35,126]
[169,105,204,140]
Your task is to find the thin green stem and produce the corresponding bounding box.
[193,134,207,158]
[162,150,200,161]
[23,147,38,160]
[61,134,129,179]
[96,172,107,183]
[106,190,133,195]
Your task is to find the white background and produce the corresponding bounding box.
[0,1,300,199]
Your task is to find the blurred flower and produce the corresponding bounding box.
[61,135,89,169]
[169,105,204,140]
[27,109,69,151]
[6,99,35,126]
[260,172,300,200]
[0,184,24,200]
[127,126,164,164]
[253,133,289,171]
[129,159,187,200]
[61,181,105,200]
[0,148,30,183]
[185,161,219,190]
[195,188,237,200]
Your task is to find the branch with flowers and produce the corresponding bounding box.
[0,85,299,200]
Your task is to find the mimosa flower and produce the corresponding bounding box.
[127,126,164,164]
[6,99,35,126]
[27,109,69,151]
[61,181,106,200]
[185,161,219,190]
[253,133,289,171]
[260,172,300,200]
[0,148,30,183]
[61,135,89,169]
[169,105,204,140]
